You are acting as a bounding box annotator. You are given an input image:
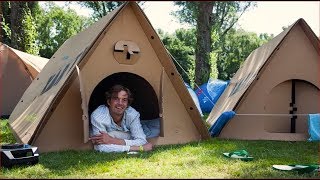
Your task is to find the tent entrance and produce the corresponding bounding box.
[264,79,319,133]
[89,72,160,121]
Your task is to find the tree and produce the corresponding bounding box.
[173,1,255,85]
[1,2,40,54]
[37,2,90,58]
[0,2,11,44]
[158,28,197,85]
[216,28,274,80]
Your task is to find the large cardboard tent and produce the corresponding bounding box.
[9,2,210,152]
[0,43,49,118]
[207,18,319,141]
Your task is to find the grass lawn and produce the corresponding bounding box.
[1,119,319,178]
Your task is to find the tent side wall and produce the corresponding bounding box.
[1,47,33,117]
[34,76,92,152]
[219,23,319,141]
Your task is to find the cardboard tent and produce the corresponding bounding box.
[0,43,49,118]
[206,18,319,141]
[8,2,210,152]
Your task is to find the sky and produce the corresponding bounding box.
[142,1,320,36]
[56,1,320,37]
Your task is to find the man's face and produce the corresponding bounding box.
[107,90,129,116]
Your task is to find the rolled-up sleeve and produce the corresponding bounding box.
[94,144,130,153]
[124,113,148,146]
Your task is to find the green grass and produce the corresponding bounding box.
[1,119,319,178]
[1,119,16,144]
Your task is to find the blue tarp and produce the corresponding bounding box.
[195,79,229,113]
[208,111,236,137]
[308,113,320,141]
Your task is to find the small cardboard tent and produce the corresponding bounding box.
[207,18,319,141]
[8,2,210,152]
[0,43,49,118]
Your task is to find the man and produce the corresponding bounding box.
[89,84,153,153]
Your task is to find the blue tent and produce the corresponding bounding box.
[195,79,229,113]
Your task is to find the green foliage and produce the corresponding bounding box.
[0,16,11,41]
[173,1,256,84]
[21,8,39,55]
[0,120,16,144]
[37,2,90,58]
[0,2,12,44]
[2,2,39,54]
[209,52,218,79]
[158,28,196,86]
[216,28,274,80]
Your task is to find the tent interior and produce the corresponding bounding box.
[89,72,163,137]
[89,72,160,120]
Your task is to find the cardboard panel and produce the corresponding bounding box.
[214,19,319,141]
[34,77,92,152]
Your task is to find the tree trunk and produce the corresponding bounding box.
[10,2,29,51]
[0,2,11,44]
[194,2,213,85]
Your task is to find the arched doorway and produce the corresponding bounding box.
[264,79,319,133]
[88,72,160,120]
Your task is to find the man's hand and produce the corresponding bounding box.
[142,142,153,151]
[89,131,113,145]
[89,131,125,145]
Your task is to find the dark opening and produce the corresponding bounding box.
[88,72,160,120]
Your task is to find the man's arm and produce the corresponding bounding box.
[89,131,126,145]
[123,113,148,146]
[90,131,153,152]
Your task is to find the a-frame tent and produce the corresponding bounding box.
[9,2,210,152]
[206,18,319,141]
[0,43,49,118]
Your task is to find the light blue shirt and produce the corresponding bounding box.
[90,105,148,152]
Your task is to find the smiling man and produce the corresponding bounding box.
[89,84,153,153]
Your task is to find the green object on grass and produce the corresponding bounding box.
[272,164,319,173]
[223,149,254,161]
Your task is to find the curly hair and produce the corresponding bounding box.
[105,84,133,106]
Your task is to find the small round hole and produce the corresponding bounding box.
[189,107,193,110]
[171,72,174,76]
[151,36,154,39]
[21,100,23,102]
[37,78,39,80]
